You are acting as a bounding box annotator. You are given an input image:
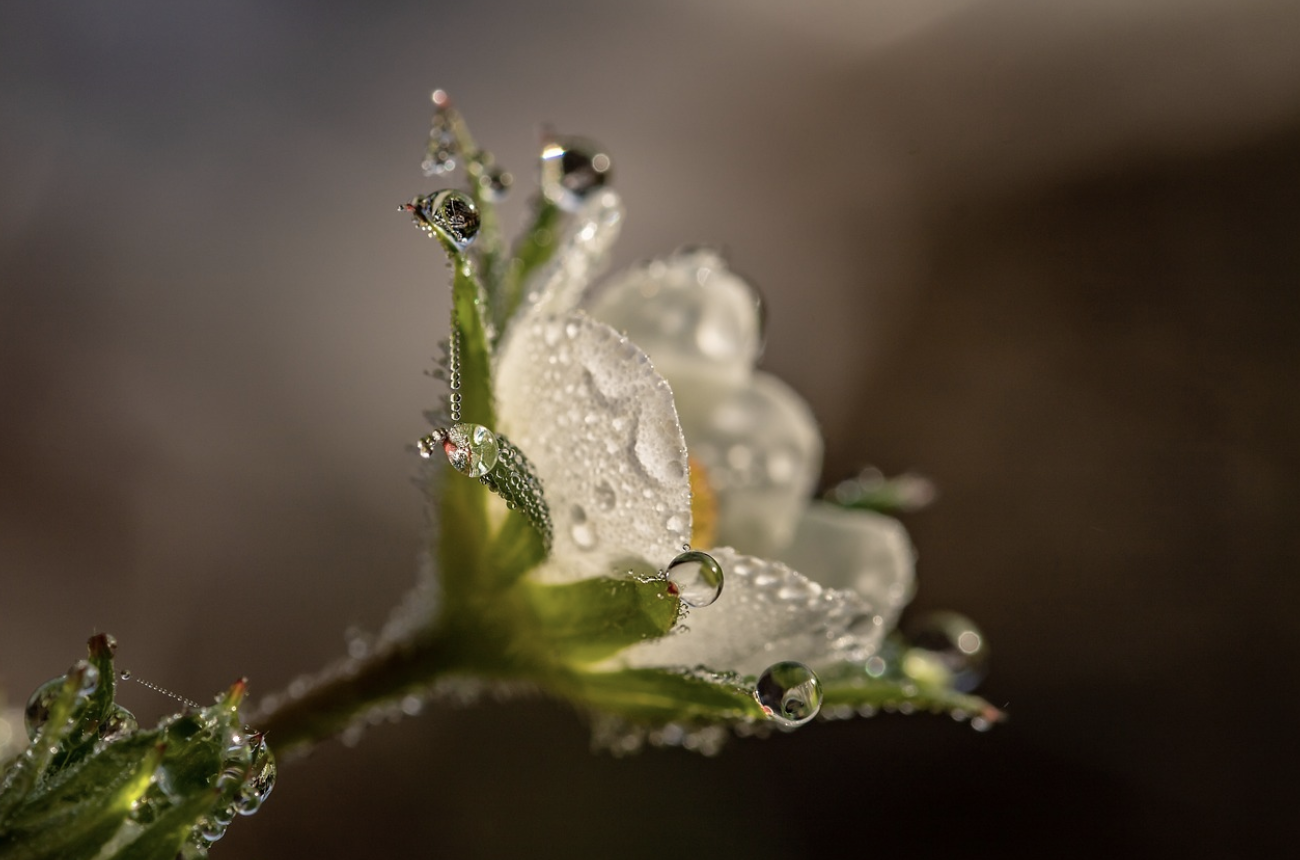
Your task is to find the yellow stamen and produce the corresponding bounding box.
[689,455,717,548]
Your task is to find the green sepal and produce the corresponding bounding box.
[524,576,680,665]
[565,667,765,725]
[818,666,1004,725]
[447,252,495,430]
[494,198,561,342]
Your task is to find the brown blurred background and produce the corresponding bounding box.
[2,0,1297,856]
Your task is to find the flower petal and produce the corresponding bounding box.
[618,547,877,677]
[680,372,822,558]
[782,501,916,634]
[496,311,692,582]
[518,189,625,321]
[585,248,762,394]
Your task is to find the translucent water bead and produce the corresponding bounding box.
[666,550,724,607]
[903,611,988,693]
[754,661,823,727]
[540,135,612,212]
[420,424,500,478]
[406,189,480,250]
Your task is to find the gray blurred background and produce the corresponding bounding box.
[3,0,1297,856]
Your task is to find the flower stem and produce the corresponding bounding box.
[257,628,463,757]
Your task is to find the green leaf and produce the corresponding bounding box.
[524,575,681,665]
[0,639,273,860]
[494,198,561,340]
[565,667,765,724]
[819,666,1004,726]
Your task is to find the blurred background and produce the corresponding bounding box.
[2,0,1297,855]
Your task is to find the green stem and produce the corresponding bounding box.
[258,629,465,756]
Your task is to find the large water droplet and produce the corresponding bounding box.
[754,661,823,727]
[432,423,499,477]
[666,550,724,608]
[236,736,276,815]
[540,135,612,212]
[97,705,138,743]
[903,611,988,692]
[23,678,62,741]
[407,189,480,249]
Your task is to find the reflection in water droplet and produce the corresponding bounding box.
[755,661,822,727]
[429,423,499,477]
[570,504,597,550]
[666,550,724,607]
[119,669,132,681]
[236,736,277,815]
[23,678,62,741]
[540,135,612,212]
[905,611,988,692]
[98,705,138,743]
[407,189,481,249]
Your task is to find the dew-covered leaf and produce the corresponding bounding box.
[566,667,763,725]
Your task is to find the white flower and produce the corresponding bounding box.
[495,192,915,680]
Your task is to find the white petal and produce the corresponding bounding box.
[585,248,762,394]
[619,547,879,677]
[496,311,692,582]
[683,372,822,558]
[517,190,624,323]
[782,502,916,634]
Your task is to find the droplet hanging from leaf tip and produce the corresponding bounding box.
[755,661,822,727]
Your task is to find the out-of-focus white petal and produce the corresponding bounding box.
[496,311,692,582]
[682,372,822,558]
[585,248,762,395]
[618,547,881,677]
[517,190,624,322]
[783,502,916,634]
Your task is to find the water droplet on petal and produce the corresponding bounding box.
[570,504,597,550]
[119,669,132,681]
[755,661,823,727]
[540,135,612,212]
[407,190,480,249]
[438,423,499,477]
[594,480,617,512]
[904,611,988,692]
[666,550,724,607]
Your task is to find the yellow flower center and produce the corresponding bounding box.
[688,455,717,549]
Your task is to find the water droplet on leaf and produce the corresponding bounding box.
[98,704,138,743]
[407,190,480,249]
[666,550,724,607]
[540,135,612,212]
[904,611,988,692]
[433,423,499,477]
[755,661,822,727]
[570,504,597,550]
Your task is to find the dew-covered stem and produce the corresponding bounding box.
[257,629,466,756]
